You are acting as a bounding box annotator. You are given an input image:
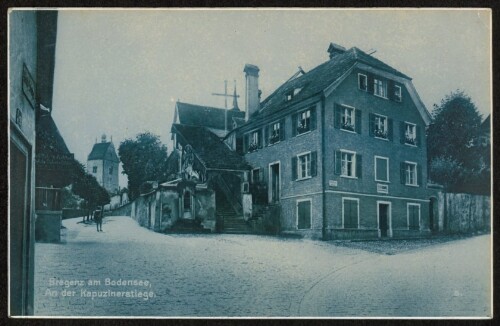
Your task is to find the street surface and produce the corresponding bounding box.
[34,216,491,317]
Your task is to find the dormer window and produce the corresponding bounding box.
[285,87,302,101]
[374,78,387,98]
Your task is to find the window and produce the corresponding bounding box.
[375,156,389,182]
[340,106,355,132]
[394,85,402,102]
[374,78,387,98]
[251,168,260,183]
[297,152,311,179]
[270,122,281,144]
[408,203,420,230]
[109,166,113,175]
[292,151,317,181]
[341,151,355,178]
[297,199,312,229]
[374,114,388,139]
[403,162,418,186]
[358,73,367,91]
[248,130,260,152]
[286,88,302,101]
[334,104,360,133]
[92,166,97,173]
[335,150,361,178]
[297,109,311,134]
[342,198,359,228]
[404,123,417,146]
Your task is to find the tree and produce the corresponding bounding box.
[71,160,110,218]
[427,90,486,192]
[118,132,169,200]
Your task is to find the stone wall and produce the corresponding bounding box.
[62,209,87,219]
[439,192,490,233]
[105,202,132,217]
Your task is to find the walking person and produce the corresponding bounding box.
[95,206,103,232]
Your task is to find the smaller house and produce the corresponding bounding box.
[131,122,252,233]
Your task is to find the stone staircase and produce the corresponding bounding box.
[216,191,251,234]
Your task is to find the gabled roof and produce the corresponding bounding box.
[172,124,251,171]
[36,115,75,170]
[175,101,245,131]
[232,117,246,128]
[88,142,119,162]
[257,47,410,116]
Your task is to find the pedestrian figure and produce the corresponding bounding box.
[95,207,103,232]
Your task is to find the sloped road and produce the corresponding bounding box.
[34,216,491,317]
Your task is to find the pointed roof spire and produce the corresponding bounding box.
[232,80,240,111]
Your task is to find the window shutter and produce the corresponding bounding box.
[400,122,406,144]
[264,125,269,146]
[355,109,362,134]
[334,150,341,175]
[311,151,317,177]
[310,107,317,131]
[356,154,362,178]
[416,125,421,147]
[243,134,249,153]
[387,80,395,101]
[367,74,374,94]
[388,118,393,141]
[292,156,298,180]
[280,119,286,141]
[334,104,341,129]
[258,129,263,148]
[259,167,264,182]
[292,113,298,137]
[417,164,422,186]
[400,162,406,184]
[369,113,374,137]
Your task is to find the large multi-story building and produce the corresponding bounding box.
[87,135,120,194]
[168,42,435,240]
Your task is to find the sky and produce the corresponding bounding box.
[50,9,492,189]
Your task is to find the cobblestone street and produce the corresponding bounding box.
[34,216,491,317]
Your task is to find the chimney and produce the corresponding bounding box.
[327,43,346,60]
[244,64,260,121]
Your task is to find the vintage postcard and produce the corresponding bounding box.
[8,8,492,318]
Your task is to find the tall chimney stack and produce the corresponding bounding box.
[244,64,260,121]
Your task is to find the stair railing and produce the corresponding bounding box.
[216,174,243,215]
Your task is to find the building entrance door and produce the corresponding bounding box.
[269,163,280,203]
[378,203,389,238]
[10,140,30,315]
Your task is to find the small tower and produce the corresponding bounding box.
[87,134,120,194]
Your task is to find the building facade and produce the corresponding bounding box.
[87,135,120,194]
[229,44,435,239]
[9,10,58,315]
[162,42,435,240]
